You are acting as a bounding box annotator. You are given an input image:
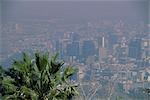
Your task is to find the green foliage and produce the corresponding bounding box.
[0,66,5,96]
[144,88,150,94]
[116,96,123,100]
[0,52,79,100]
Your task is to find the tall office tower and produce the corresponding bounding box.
[141,38,149,59]
[99,47,107,62]
[60,32,72,59]
[116,37,128,63]
[108,34,118,48]
[71,32,80,42]
[141,38,150,67]
[66,41,80,60]
[120,37,127,48]
[97,37,103,48]
[128,38,142,60]
[116,46,128,64]
[81,40,96,62]
[97,36,108,62]
[97,36,107,48]
[55,40,63,58]
[102,37,105,48]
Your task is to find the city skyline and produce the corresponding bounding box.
[0,0,150,99]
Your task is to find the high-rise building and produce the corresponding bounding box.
[141,38,149,59]
[66,41,80,59]
[116,37,128,64]
[81,40,96,62]
[72,32,80,42]
[141,38,150,67]
[128,38,142,60]
[107,34,118,53]
[97,36,108,62]
[55,40,63,58]
[99,47,107,62]
[97,36,107,48]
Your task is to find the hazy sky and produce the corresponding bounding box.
[3,0,149,1]
[1,0,149,23]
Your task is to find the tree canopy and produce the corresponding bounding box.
[0,52,79,100]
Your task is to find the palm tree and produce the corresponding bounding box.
[1,52,79,100]
[144,88,150,100]
[0,66,5,97]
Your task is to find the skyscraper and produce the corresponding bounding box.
[97,36,108,62]
[66,41,80,59]
[82,40,96,62]
[128,38,142,60]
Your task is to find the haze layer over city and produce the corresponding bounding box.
[0,0,150,99]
